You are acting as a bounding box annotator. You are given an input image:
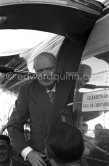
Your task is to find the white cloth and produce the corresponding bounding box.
[45,84,56,94]
[21,146,33,160]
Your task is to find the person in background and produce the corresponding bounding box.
[0,135,31,166]
[46,123,88,166]
[94,123,103,140]
[7,52,73,166]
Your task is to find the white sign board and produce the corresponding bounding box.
[82,90,109,112]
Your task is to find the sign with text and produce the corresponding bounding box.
[82,90,109,112]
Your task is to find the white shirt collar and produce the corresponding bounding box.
[46,84,56,94]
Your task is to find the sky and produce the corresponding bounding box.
[0,29,56,56]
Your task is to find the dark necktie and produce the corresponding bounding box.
[48,91,55,104]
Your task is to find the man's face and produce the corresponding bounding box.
[34,55,57,87]
[0,140,11,164]
[78,66,91,88]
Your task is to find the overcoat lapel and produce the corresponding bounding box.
[29,80,54,121]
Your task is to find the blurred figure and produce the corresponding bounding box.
[0,135,11,166]
[94,123,103,140]
[77,64,92,89]
[46,123,88,166]
[86,124,109,166]
[0,135,31,166]
[74,64,92,127]
[81,122,88,135]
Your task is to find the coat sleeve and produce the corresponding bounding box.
[7,86,30,154]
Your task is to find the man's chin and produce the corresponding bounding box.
[39,80,54,87]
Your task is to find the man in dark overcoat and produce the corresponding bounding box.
[8,52,73,166]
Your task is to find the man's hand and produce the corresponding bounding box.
[27,150,46,166]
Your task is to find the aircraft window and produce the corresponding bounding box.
[74,53,109,165]
[0,29,64,134]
